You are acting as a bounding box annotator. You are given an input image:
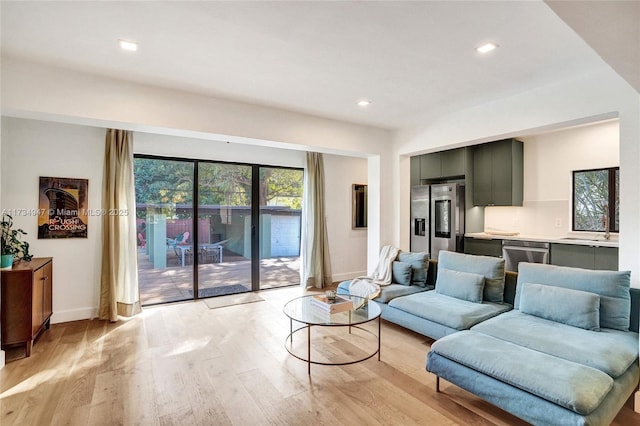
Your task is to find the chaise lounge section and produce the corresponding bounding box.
[427,262,640,426]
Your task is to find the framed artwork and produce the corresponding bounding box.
[38,176,89,239]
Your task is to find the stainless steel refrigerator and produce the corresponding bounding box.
[411,183,465,259]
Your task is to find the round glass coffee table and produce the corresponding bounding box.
[283,294,382,374]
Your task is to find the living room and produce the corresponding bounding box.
[1,1,639,424]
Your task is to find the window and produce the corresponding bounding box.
[572,167,619,233]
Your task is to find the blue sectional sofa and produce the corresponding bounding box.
[427,262,640,426]
[338,251,517,339]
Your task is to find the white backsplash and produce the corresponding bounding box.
[484,200,571,238]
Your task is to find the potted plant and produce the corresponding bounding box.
[1,214,33,268]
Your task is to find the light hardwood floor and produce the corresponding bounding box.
[2,285,639,425]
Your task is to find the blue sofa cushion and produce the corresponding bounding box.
[437,251,506,303]
[519,283,600,331]
[516,263,631,331]
[337,280,425,303]
[436,268,484,303]
[431,330,614,415]
[392,261,413,286]
[398,251,429,287]
[472,311,639,379]
[388,291,511,330]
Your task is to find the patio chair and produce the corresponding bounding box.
[201,238,232,264]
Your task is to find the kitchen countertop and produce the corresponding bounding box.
[465,232,619,248]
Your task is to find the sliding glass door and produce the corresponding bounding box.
[259,167,303,289]
[197,162,253,297]
[134,155,303,305]
[134,157,194,305]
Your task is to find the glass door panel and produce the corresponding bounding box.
[259,167,303,289]
[197,162,253,297]
[134,158,194,305]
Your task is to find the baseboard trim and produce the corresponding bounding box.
[0,350,5,370]
[51,307,97,324]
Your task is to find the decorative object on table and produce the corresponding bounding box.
[310,294,354,314]
[1,214,33,268]
[325,289,337,301]
[38,176,89,239]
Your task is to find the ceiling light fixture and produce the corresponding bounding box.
[357,100,371,107]
[118,39,138,52]
[476,42,498,54]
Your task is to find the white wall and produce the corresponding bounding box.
[2,56,392,276]
[323,154,368,280]
[484,120,620,237]
[394,69,640,287]
[1,117,104,322]
[0,117,370,322]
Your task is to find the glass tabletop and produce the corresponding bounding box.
[283,294,381,326]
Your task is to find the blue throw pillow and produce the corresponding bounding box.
[436,268,485,303]
[392,261,413,286]
[519,283,601,331]
[438,251,505,303]
[398,252,429,287]
[516,263,630,331]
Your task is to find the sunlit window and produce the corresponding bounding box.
[572,167,619,233]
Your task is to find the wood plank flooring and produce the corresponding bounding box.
[2,285,639,425]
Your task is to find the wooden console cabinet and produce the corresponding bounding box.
[1,257,53,357]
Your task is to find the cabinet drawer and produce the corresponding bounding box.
[464,238,502,257]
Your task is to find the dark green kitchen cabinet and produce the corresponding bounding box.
[410,156,421,186]
[472,139,523,206]
[419,148,466,181]
[550,244,618,271]
[464,237,502,257]
[420,152,443,180]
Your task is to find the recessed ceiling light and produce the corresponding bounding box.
[476,42,498,54]
[118,39,138,52]
[357,100,371,107]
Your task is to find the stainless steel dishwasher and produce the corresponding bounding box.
[502,240,550,272]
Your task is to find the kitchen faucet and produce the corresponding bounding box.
[602,204,610,240]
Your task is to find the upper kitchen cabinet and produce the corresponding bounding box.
[418,148,466,181]
[472,139,523,206]
[410,156,421,186]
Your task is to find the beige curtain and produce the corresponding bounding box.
[301,152,332,288]
[99,129,141,321]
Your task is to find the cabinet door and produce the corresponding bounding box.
[32,268,44,336]
[550,244,595,269]
[420,153,442,180]
[473,145,493,205]
[441,149,465,177]
[490,140,514,206]
[42,262,53,322]
[410,156,421,186]
[594,247,618,271]
[464,237,502,257]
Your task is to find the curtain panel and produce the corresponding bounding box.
[99,129,141,321]
[301,152,332,288]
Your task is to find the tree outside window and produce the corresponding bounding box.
[572,167,619,233]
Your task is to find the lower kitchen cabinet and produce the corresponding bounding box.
[464,237,502,257]
[550,244,618,271]
[1,257,53,357]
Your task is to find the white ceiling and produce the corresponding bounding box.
[0,1,631,131]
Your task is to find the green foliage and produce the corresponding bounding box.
[134,159,303,216]
[1,214,33,261]
[573,170,609,231]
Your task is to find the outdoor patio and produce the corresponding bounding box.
[137,247,300,305]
